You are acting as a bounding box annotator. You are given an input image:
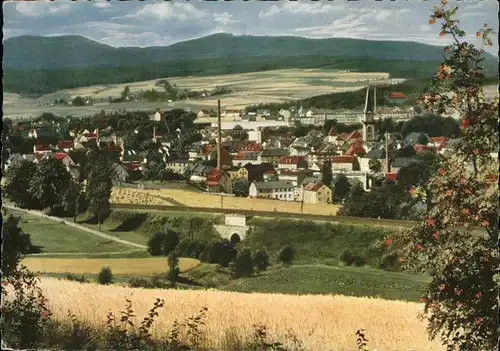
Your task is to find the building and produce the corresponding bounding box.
[300,180,332,204]
[227,167,249,181]
[232,151,262,167]
[190,164,215,183]
[151,111,162,121]
[331,155,358,171]
[390,157,419,173]
[56,140,74,152]
[386,92,408,105]
[206,168,232,193]
[166,160,192,175]
[248,130,262,143]
[249,181,294,201]
[261,148,290,167]
[278,169,314,188]
[277,156,308,170]
[244,163,275,183]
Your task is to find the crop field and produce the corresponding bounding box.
[3,69,393,119]
[29,278,444,350]
[111,187,340,216]
[21,257,200,276]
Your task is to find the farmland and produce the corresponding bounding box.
[2,69,392,119]
[22,257,200,276]
[111,187,340,216]
[32,277,444,350]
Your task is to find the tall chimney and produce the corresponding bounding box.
[217,99,222,169]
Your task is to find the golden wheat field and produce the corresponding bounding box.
[111,188,340,216]
[22,258,200,276]
[29,278,444,350]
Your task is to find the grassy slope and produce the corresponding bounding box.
[7,210,133,254]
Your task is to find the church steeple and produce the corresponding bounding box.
[362,81,377,148]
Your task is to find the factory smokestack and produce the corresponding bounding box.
[217,99,222,169]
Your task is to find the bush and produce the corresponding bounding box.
[98,267,113,285]
[176,239,207,259]
[253,249,270,273]
[162,230,179,256]
[202,240,238,267]
[230,249,254,279]
[147,232,165,256]
[278,246,294,265]
[340,249,366,267]
[128,277,154,289]
[380,253,401,271]
[65,274,89,283]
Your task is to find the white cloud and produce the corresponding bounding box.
[259,2,343,18]
[15,1,73,17]
[93,2,112,9]
[133,2,205,21]
[213,12,238,26]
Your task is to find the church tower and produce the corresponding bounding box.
[362,81,377,148]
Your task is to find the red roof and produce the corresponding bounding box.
[328,126,336,137]
[332,155,355,164]
[278,156,304,165]
[414,144,432,153]
[387,92,408,100]
[84,133,97,139]
[53,153,67,161]
[239,141,261,152]
[201,144,215,156]
[57,140,74,149]
[206,168,225,182]
[344,142,366,156]
[34,144,51,152]
[264,170,277,174]
[385,172,398,182]
[279,170,302,176]
[124,163,141,171]
[304,182,324,192]
[346,130,362,141]
[103,146,122,153]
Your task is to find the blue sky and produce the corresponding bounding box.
[3,0,498,53]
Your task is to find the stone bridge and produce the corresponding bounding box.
[213,225,252,243]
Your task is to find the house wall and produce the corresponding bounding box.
[225,214,247,227]
[278,163,298,171]
[249,183,259,198]
[332,163,354,171]
[248,131,262,143]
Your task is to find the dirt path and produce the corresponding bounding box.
[3,204,147,250]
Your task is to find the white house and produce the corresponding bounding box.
[249,181,294,201]
[248,130,262,144]
[151,111,162,121]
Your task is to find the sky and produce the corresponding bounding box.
[3,0,498,53]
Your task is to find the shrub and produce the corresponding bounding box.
[277,246,294,265]
[65,274,89,283]
[203,240,238,267]
[380,253,401,271]
[1,266,52,349]
[98,267,113,285]
[253,249,270,273]
[147,232,165,256]
[230,249,254,279]
[341,249,366,267]
[176,239,207,259]
[162,230,179,256]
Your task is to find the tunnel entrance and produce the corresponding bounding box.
[230,233,241,244]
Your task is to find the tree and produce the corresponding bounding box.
[72,96,85,106]
[417,133,430,145]
[278,246,294,265]
[147,232,166,256]
[333,173,351,202]
[163,230,180,256]
[166,252,180,285]
[203,240,238,267]
[1,212,33,277]
[368,158,382,173]
[395,145,417,158]
[232,179,249,197]
[29,157,72,212]
[121,86,130,100]
[62,181,84,222]
[86,154,112,231]
[230,249,254,278]
[98,267,113,285]
[4,161,39,209]
[321,161,333,189]
[395,6,498,350]
[253,249,270,273]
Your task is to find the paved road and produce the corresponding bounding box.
[3,204,147,250]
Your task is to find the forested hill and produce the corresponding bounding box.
[3,33,498,96]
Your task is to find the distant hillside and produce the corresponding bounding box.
[3,33,498,96]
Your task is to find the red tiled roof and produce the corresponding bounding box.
[346,130,362,141]
[344,142,366,156]
[328,126,336,137]
[83,133,97,139]
[264,170,277,174]
[57,140,74,149]
[430,136,447,143]
[206,168,225,182]
[279,170,301,176]
[414,144,432,153]
[103,146,122,153]
[386,172,398,182]
[278,156,304,164]
[304,181,324,192]
[332,155,355,164]
[387,92,408,100]
[53,153,67,161]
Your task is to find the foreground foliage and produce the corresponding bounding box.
[396,3,499,350]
